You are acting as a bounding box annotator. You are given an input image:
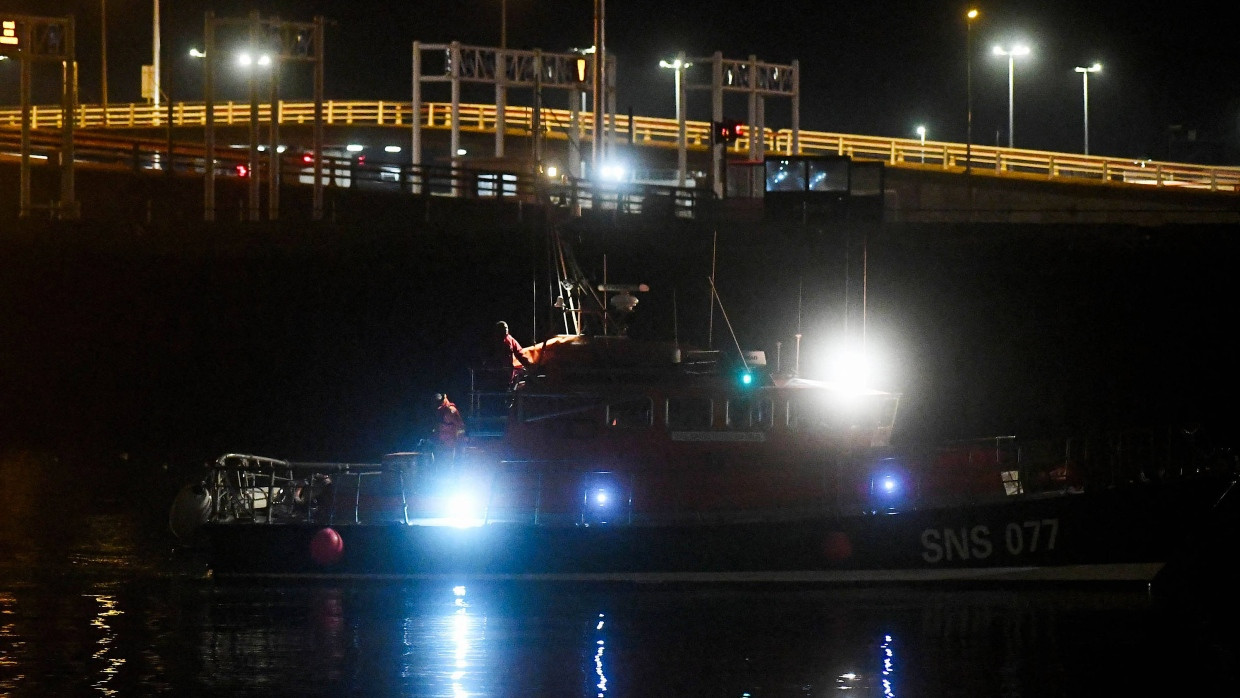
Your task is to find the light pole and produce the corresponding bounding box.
[152,0,160,108]
[591,0,606,179]
[100,0,107,109]
[658,56,691,122]
[239,48,264,221]
[500,0,506,48]
[993,44,1030,148]
[659,54,692,187]
[916,124,926,163]
[1074,62,1101,155]
[965,9,978,173]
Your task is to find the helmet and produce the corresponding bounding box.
[434,393,445,402]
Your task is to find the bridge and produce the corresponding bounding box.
[4,99,1240,225]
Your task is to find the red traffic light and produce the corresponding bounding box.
[301,152,314,165]
[234,163,249,177]
[711,118,744,145]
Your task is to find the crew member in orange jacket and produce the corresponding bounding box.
[432,392,465,461]
[487,320,533,389]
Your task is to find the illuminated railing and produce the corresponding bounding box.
[2,99,1239,193]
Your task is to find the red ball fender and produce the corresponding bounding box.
[823,531,853,562]
[310,527,344,566]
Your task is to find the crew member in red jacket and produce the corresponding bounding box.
[432,392,465,461]
[487,320,533,389]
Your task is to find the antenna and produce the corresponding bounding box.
[708,229,717,348]
[795,275,803,376]
[797,275,804,335]
[862,229,868,352]
[843,229,850,338]
[673,287,679,345]
[707,276,748,372]
[794,332,802,376]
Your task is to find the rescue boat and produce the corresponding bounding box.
[171,226,1238,583]
[172,325,1237,583]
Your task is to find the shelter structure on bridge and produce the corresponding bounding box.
[201,11,327,222]
[412,41,618,186]
[1,12,78,219]
[682,51,800,198]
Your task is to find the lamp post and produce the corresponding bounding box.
[591,0,606,179]
[239,48,265,221]
[916,124,926,163]
[965,8,978,173]
[152,0,160,108]
[500,0,506,48]
[659,54,691,187]
[993,44,1030,148]
[1074,63,1101,155]
[658,56,691,122]
[100,0,108,109]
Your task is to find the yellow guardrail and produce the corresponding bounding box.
[2,100,1238,193]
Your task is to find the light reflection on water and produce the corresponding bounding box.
[1,451,1239,696]
[88,595,124,697]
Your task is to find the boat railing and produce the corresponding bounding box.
[914,428,1238,503]
[468,367,514,437]
[204,453,420,526]
[198,427,1237,529]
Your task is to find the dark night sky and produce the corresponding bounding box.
[2,1,1237,161]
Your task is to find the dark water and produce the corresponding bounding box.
[2,451,1238,697]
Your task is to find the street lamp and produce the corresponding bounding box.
[237,47,278,221]
[992,43,1030,148]
[965,8,978,173]
[1074,62,1101,155]
[100,0,108,109]
[915,124,926,163]
[658,56,691,122]
[152,0,161,108]
[659,54,692,187]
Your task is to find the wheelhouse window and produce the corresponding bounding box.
[787,393,898,433]
[517,394,601,424]
[787,395,832,432]
[666,396,713,430]
[726,396,773,429]
[517,394,603,439]
[608,397,653,429]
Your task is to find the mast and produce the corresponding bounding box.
[708,230,717,348]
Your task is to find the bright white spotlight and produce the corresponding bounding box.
[824,340,885,393]
[443,491,485,527]
[600,163,627,181]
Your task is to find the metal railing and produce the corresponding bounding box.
[3,100,1239,193]
[0,128,704,219]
